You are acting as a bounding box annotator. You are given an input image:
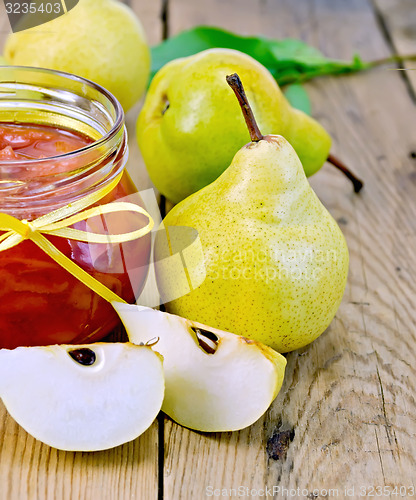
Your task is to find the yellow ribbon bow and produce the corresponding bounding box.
[0,172,154,304]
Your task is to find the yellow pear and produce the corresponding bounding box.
[4,0,150,111]
[154,74,349,352]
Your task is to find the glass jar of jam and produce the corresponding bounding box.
[0,67,151,349]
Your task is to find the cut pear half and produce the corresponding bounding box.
[113,304,286,432]
[0,343,164,451]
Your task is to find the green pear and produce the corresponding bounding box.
[4,0,150,111]
[137,48,331,203]
[154,74,349,353]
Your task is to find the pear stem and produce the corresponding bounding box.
[227,73,365,193]
[327,154,364,193]
[368,53,416,69]
[226,73,264,142]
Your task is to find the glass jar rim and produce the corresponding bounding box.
[0,66,129,218]
[0,65,125,166]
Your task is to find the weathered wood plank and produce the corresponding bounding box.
[163,0,416,497]
[0,2,163,499]
[0,1,11,51]
[372,0,416,96]
[0,417,160,500]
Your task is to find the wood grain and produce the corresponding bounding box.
[0,0,11,50]
[0,2,163,499]
[1,0,416,498]
[163,0,416,497]
[372,0,416,96]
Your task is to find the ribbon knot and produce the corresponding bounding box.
[20,219,34,239]
[0,172,154,304]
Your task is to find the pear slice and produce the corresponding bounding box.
[113,303,286,432]
[0,343,164,451]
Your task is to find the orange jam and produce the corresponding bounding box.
[0,123,150,349]
[0,123,93,161]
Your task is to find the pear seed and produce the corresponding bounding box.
[68,348,96,366]
[192,327,219,354]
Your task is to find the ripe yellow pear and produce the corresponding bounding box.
[155,74,349,352]
[4,0,150,111]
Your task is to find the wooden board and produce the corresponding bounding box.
[0,1,11,50]
[373,0,416,95]
[1,0,416,498]
[163,0,416,497]
[0,1,163,499]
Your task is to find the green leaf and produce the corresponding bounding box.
[283,84,311,115]
[150,26,370,85]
